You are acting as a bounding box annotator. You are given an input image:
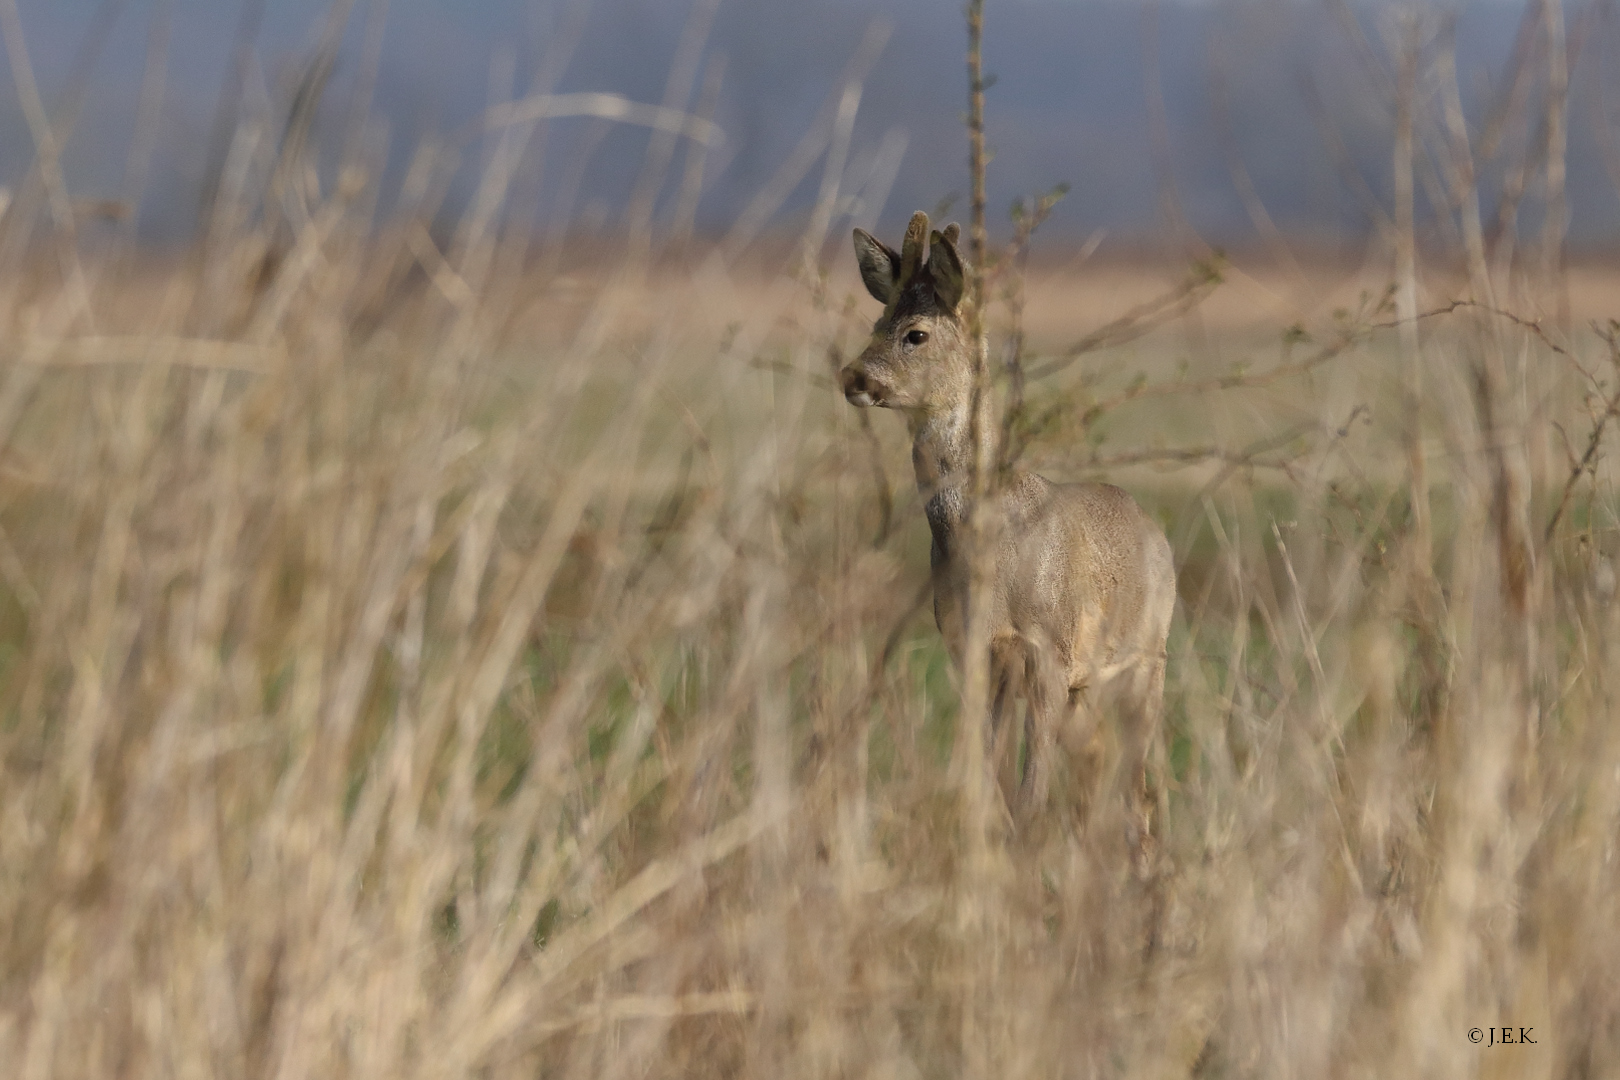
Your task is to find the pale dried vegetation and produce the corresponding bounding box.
[1,3,1618,1078]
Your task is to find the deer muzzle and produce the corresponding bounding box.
[840,364,885,407]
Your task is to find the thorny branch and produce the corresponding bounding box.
[1013,290,1608,500]
[1075,422,1320,478]
[996,185,1068,471]
[1386,297,1572,358]
[1071,317,1371,430]
[1545,320,1620,541]
[1371,296,1617,544]
[1025,259,1224,380]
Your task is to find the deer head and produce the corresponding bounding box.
[840,211,970,415]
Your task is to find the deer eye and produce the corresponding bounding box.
[904,329,929,347]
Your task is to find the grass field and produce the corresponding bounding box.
[0,200,1616,1080]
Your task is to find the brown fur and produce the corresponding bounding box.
[841,212,1175,850]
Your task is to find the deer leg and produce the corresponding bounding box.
[1145,653,1168,824]
[1120,653,1167,877]
[1016,645,1063,822]
[987,644,1020,812]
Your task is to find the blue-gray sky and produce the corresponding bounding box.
[3,0,1618,250]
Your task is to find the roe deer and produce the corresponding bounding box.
[840,211,1175,856]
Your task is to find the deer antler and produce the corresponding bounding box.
[897,211,929,288]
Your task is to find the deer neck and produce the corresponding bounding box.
[909,403,975,543]
[909,399,1034,558]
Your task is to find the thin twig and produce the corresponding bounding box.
[997,186,1066,469]
[1545,324,1620,540]
[857,578,935,715]
[1039,291,1574,446]
[0,0,98,324]
[625,0,722,247]
[1083,447,1304,473]
[1391,11,1428,564]
[1071,422,1319,478]
[1296,66,1393,236]
[856,407,894,547]
[720,22,889,260]
[482,90,724,147]
[1074,326,1362,425]
[1382,298,1572,357]
[1026,263,1222,380]
[959,10,999,1069]
[670,55,727,248]
[967,1,988,276]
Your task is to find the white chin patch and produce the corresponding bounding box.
[846,391,875,407]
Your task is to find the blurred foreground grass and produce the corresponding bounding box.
[0,225,1616,1079]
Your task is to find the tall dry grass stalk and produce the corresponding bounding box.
[0,2,1615,1078]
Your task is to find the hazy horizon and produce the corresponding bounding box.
[2,0,1617,251]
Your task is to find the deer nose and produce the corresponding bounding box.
[841,365,880,407]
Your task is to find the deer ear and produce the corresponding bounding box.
[928,229,965,311]
[942,223,961,246]
[853,229,900,304]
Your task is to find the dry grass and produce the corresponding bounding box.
[0,202,1613,1080]
[3,0,1615,1066]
